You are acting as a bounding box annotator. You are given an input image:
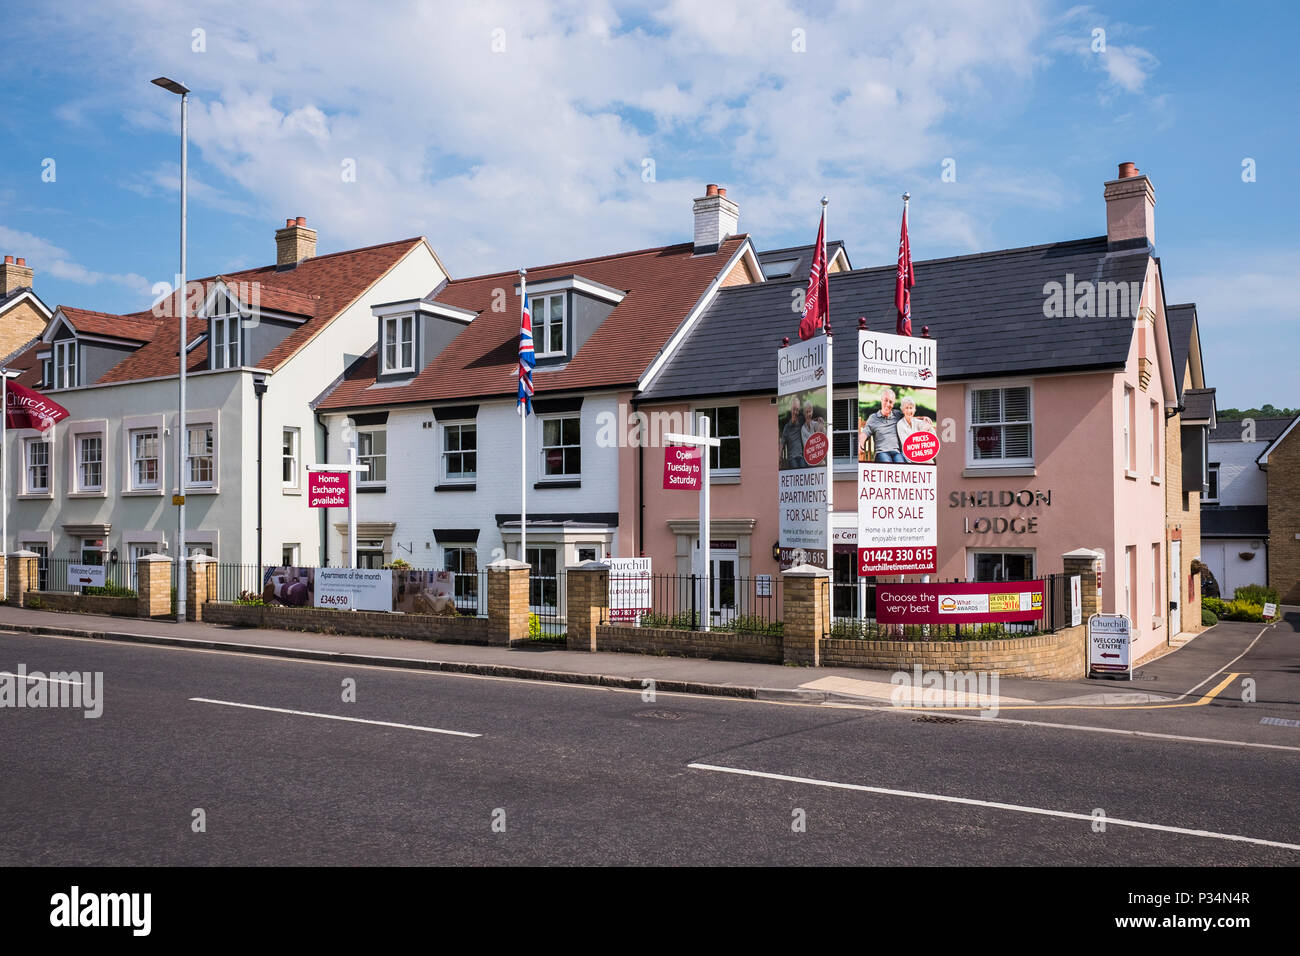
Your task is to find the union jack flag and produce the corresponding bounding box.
[517,293,535,415]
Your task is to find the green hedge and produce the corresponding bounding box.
[1202,596,1228,617]
[1202,608,1219,626]
[1221,599,1265,623]
[1233,584,1279,607]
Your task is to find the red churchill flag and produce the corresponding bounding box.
[797,205,829,341]
[5,380,69,432]
[895,199,914,337]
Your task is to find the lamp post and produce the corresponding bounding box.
[152,75,190,622]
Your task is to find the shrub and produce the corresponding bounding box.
[1202,607,1219,626]
[84,581,137,598]
[638,611,701,631]
[1202,596,1229,618]
[1233,584,1278,607]
[717,614,783,637]
[234,590,267,606]
[384,558,411,569]
[527,612,565,643]
[1221,599,1264,623]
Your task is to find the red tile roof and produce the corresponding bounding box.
[7,238,422,390]
[317,236,751,410]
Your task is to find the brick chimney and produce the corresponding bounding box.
[275,216,317,268]
[693,184,739,254]
[1104,162,1155,251]
[1,255,34,296]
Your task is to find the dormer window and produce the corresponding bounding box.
[382,314,414,374]
[533,293,566,357]
[53,340,77,388]
[209,292,241,369]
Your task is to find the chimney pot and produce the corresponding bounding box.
[1118,162,1138,179]
[3,256,11,265]
[16,258,24,266]
[286,218,295,228]
[717,187,727,198]
[705,184,718,197]
[296,216,307,226]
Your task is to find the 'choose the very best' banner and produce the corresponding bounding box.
[857,329,939,575]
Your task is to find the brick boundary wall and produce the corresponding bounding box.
[24,592,139,618]
[594,623,782,664]
[203,602,489,644]
[820,624,1087,680]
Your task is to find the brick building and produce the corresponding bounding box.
[1257,416,1300,603]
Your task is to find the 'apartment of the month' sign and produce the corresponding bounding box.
[308,471,349,508]
[663,446,702,490]
[777,335,831,568]
[857,329,939,575]
[67,564,106,589]
[1262,602,1278,620]
[314,568,392,612]
[1088,613,1133,679]
[607,557,652,622]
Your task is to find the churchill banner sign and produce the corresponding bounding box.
[5,381,69,432]
[778,335,831,569]
[857,329,939,575]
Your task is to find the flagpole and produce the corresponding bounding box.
[821,197,833,574]
[519,268,527,564]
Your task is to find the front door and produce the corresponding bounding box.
[1169,540,1181,634]
[709,545,737,625]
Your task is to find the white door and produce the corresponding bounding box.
[1169,540,1181,634]
[709,550,737,625]
[1202,542,1227,597]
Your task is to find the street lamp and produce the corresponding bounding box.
[152,75,190,622]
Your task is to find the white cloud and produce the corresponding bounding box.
[0,225,152,299]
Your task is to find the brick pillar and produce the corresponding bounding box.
[136,553,174,619]
[487,558,530,646]
[1063,549,1103,620]
[6,551,39,606]
[565,561,609,652]
[782,564,830,666]
[187,554,218,621]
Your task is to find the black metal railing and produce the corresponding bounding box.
[528,568,566,641]
[617,573,782,635]
[43,557,139,595]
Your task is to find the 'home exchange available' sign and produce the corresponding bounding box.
[1088,613,1133,679]
[663,445,702,490]
[308,471,349,508]
[858,329,939,575]
[777,335,831,569]
[875,580,1044,625]
[314,567,392,612]
[67,563,106,589]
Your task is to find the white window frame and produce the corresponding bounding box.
[831,392,859,468]
[69,426,107,496]
[1123,385,1135,474]
[694,405,741,474]
[129,427,161,491]
[1149,399,1161,479]
[282,427,301,490]
[53,339,77,389]
[357,428,387,485]
[1151,542,1161,617]
[208,290,242,370]
[23,437,51,496]
[1124,545,1135,620]
[441,420,477,483]
[967,548,1036,583]
[533,292,567,358]
[540,414,581,478]
[282,543,301,566]
[186,423,216,489]
[381,314,415,374]
[966,382,1033,468]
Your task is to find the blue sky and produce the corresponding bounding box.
[0,0,1295,409]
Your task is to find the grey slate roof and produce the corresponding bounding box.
[757,240,849,280]
[640,236,1151,402]
[1182,387,1217,422]
[1209,416,1294,444]
[1166,303,1196,396]
[1201,505,1269,538]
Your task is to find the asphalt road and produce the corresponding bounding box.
[1,616,1297,866]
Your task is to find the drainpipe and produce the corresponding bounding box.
[316,411,329,566]
[635,399,644,556]
[253,375,268,568]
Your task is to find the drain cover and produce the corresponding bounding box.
[634,709,685,721]
[912,714,960,724]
